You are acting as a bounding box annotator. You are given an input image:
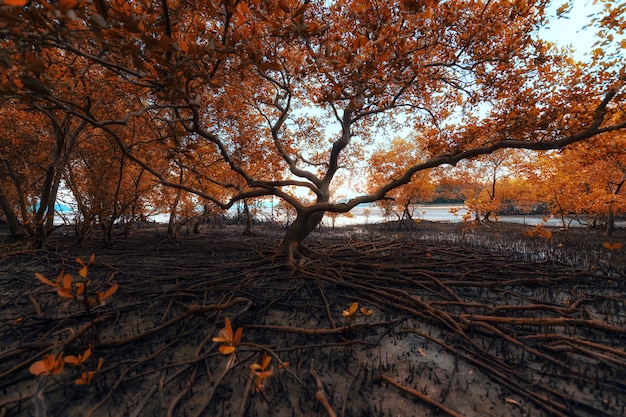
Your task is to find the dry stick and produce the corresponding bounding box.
[381,375,464,417]
[0,393,32,410]
[310,367,337,417]
[462,319,574,371]
[161,297,175,322]
[461,316,626,406]
[86,366,131,417]
[415,270,466,304]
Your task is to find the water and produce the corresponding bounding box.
[321,205,595,228]
[55,204,624,229]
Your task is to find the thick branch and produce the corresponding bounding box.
[315,80,626,214]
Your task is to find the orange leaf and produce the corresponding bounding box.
[35,272,56,287]
[75,357,103,384]
[219,345,236,355]
[233,326,243,346]
[98,283,118,301]
[29,353,65,376]
[602,242,623,250]
[65,347,92,366]
[342,302,359,317]
[79,266,88,279]
[250,352,272,372]
[61,273,72,290]
[76,255,94,278]
[4,0,28,6]
[537,228,552,239]
[75,281,90,296]
[213,317,233,343]
[57,288,74,299]
[213,317,242,355]
[75,372,92,385]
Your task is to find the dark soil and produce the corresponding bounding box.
[1,220,625,417]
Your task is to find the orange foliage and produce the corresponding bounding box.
[0,0,625,249]
[29,353,65,376]
[212,317,243,355]
[602,242,623,250]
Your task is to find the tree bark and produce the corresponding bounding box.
[606,206,615,237]
[0,179,26,238]
[242,199,253,236]
[275,209,325,260]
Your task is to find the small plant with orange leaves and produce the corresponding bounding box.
[249,351,289,394]
[212,316,244,371]
[342,301,373,324]
[212,316,243,355]
[35,254,118,310]
[30,255,111,388]
[250,352,274,392]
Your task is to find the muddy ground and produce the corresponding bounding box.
[1,220,625,417]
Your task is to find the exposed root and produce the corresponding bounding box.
[381,375,464,417]
[257,241,326,269]
[310,366,337,417]
[1,224,625,417]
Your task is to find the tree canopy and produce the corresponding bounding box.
[1,0,625,254]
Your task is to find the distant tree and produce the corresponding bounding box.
[367,138,435,222]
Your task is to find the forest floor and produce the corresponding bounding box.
[1,220,625,417]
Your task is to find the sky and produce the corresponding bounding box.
[539,0,603,61]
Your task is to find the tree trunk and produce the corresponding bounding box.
[167,194,181,239]
[242,199,253,236]
[606,206,615,237]
[0,179,26,238]
[168,166,184,239]
[275,209,325,260]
